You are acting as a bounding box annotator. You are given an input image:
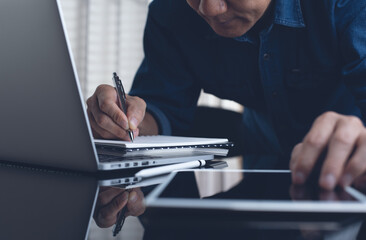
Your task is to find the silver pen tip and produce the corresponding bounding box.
[128,130,134,142]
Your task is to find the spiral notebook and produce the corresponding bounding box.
[94,135,232,151]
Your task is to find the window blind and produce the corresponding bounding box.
[60,0,148,99]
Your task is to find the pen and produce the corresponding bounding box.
[112,200,128,237]
[135,160,207,178]
[112,72,134,142]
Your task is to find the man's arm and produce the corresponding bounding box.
[128,1,202,136]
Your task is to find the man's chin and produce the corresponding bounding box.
[211,26,251,38]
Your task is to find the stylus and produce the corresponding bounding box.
[135,160,207,178]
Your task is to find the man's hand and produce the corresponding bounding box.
[290,111,366,190]
[86,84,146,140]
[93,187,146,228]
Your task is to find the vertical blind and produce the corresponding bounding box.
[59,0,148,99]
[59,0,242,112]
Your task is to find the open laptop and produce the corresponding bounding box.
[0,0,214,172]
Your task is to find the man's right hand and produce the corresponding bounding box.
[93,187,146,228]
[86,84,147,140]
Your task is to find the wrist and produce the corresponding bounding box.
[139,112,159,135]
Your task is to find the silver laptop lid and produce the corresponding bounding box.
[0,0,99,171]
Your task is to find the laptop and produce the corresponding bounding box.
[0,0,214,172]
[97,160,228,186]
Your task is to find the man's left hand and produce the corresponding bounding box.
[290,111,366,190]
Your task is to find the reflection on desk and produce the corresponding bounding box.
[0,163,98,240]
[1,153,366,240]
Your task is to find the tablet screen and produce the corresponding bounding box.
[158,171,358,202]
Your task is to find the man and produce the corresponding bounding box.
[86,0,366,191]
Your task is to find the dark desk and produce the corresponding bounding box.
[0,162,98,240]
[0,155,365,240]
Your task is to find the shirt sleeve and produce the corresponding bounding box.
[336,1,366,120]
[129,3,201,135]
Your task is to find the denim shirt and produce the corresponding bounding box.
[130,0,366,153]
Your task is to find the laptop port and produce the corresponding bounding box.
[125,163,130,167]
[110,164,121,169]
[125,178,130,183]
[141,161,149,166]
[111,179,121,184]
[133,162,138,167]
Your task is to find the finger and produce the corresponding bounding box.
[292,112,338,185]
[94,187,125,220]
[89,103,130,140]
[96,191,129,228]
[133,128,140,138]
[340,132,366,187]
[88,110,117,139]
[96,187,126,206]
[319,117,362,190]
[87,85,130,139]
[126,96,146,130]
[87,95,110,138]
[98,99,129,130]
[126,189,146,217]
[290,143,303,170]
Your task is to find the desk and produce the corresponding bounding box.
[0,162,98,240]
[0,155,365,240]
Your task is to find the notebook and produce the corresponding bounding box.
[95,135,232,157]
[94,135,231,149]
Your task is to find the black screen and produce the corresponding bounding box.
[159,171,357,202]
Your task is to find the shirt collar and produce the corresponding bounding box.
[273,0,306,28]
[234,34,257,45]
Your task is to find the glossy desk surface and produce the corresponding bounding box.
[1,155,366,240]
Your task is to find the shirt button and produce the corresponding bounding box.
[263,53,270,61]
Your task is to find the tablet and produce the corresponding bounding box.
[146,169,366,213]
